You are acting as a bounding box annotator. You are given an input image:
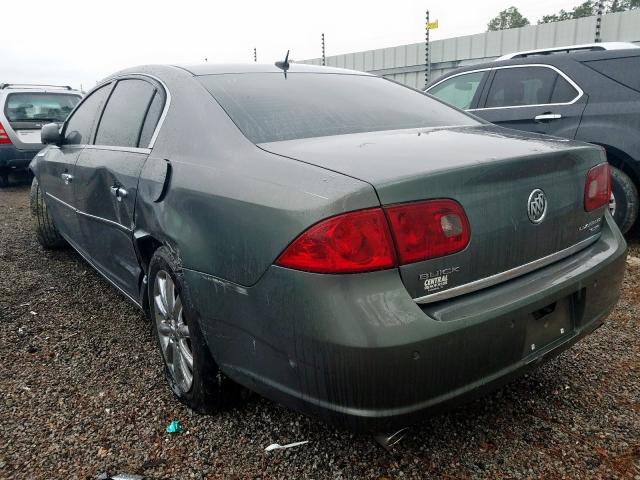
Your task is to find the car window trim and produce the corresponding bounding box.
[427,64,583,111]
[83,144,151,154]
[67,73,170,151]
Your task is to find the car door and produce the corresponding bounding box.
[426,70,490,110]
[38,84,112,244]
[471,65,587,139]
[73,77,165,300]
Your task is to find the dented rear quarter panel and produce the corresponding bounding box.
[132,66,379,286]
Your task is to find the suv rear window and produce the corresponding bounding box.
[198,73,478,143]
[4,93,81,123]
[583,55,640,92]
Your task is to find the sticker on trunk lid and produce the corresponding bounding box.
[419,267,460,292]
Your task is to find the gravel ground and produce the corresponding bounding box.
[1,181,639,479]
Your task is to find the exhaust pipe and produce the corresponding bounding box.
[373,427,409,450]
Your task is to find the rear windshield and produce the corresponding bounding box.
[198,73,479,143]
[4,92,81,123]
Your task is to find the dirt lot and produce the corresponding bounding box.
[1,181,639,479]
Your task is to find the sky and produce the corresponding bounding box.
[1,0,585,90]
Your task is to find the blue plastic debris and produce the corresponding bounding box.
[165,420,182,433]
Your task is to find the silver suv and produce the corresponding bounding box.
[0,84,82,186]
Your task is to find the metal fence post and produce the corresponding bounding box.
[595,0,604,42]
[425,10,430,89]
[322,33,326,66]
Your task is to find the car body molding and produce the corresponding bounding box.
[414,233,600,304]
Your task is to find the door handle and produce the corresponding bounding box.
[110,186,128,201]
[60,173,73,185]
[534,113,562,122]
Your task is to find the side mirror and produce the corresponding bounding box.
[41,123,62,145]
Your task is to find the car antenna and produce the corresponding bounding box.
[275,50,290,78]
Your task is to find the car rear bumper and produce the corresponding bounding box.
[0,144,39,172]
[183,213,627,432]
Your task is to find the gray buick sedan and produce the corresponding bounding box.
[30,63,626,432]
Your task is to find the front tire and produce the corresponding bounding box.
[148,246,247,413]
[609,166,638,234]
[30,177,67,249]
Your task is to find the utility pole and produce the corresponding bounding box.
[595,0,604,42]
[425,10,430,89]
[321,33,326,66]
[254,48,257,62]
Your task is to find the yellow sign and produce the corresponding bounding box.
[426,20,439,29]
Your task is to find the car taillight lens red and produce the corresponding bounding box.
[385,199,470,264]
[584,162,611,212]
[276,199,471,273]
[0,122,11,145]
[276,208,396,273]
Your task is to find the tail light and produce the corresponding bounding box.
[584,162,611,212]
[0,122,11,145]
[276,199,471,273]
[276,208,396,273]
[385,199,470,264]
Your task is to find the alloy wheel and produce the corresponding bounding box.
[153,269,194,393]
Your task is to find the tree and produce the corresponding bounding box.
[539,9,573,23]
[539,0,640,24]
[487,7,531,31]
[615,0,640,10]
[538,1,597,23]
[608,0,626,12]
[572,0,599,18]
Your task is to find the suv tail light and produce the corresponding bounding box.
[276,199,471,273]
[385,199,471,264]
[584,163,611,212]
[0,122,12,145]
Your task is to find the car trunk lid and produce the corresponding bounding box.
[259,125,607,301]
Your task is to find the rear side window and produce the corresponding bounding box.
[427,71,487,109]
[95,79,156,148]
[138,91,164,147]
[198,73,478,144]
[550,75,579,103]
[64,85,111,145]
[485,67,571,108]
[583,56,640,92]
[5,93,80,123]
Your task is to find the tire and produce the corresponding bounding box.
[148,246,247,413]
[609,166,638,234]
[30,177,67,249]
[0,172,9,188]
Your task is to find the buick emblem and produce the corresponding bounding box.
[527,189,547,224]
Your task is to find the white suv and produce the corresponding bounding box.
[0,84,82,186]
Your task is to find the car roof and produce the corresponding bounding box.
[175,63,371,76]
[427,48,640,88]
